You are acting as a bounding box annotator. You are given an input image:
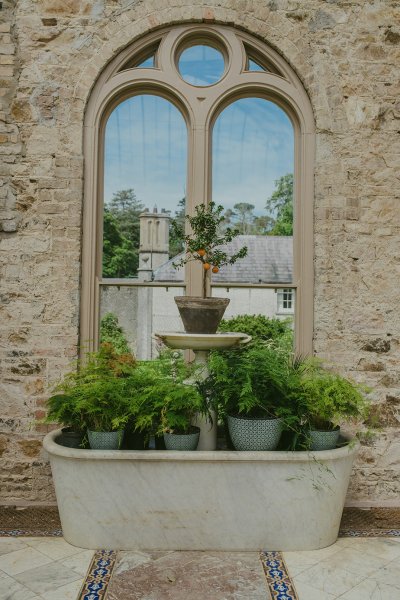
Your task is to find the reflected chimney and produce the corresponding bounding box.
[138,207,170,280]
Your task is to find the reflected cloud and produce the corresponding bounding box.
[213,98,294,213]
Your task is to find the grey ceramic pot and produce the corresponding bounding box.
[163,427,200,451]
[310,426,340,451]
[227,415,282,451]
[87,429,123,450]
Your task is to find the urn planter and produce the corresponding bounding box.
[174,296,230,334]
[44,429,358,552]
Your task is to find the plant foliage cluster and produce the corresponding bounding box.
[46,345,207,440]
[218,314,292,344]
[206,337,370,449]
[100,313,131,355]
[46,314,370,451]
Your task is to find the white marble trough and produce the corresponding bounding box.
[43,429,358,551]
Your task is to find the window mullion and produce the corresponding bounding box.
[186,119,209,298]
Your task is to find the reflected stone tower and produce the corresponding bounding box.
[136,207,170,360]
[138,207,170,281]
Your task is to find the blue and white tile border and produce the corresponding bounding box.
[340,528,400,538]
[260,551,299,600]
[0,529,63,537]
[78,549,118,600]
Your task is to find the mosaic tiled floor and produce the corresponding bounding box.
[0,532,399,599]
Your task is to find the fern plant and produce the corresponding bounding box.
[297,370,370,431]
[46,343,137,433]
[207,344,302,419]
[128,353,207,435]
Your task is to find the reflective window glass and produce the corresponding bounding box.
[247,58,266,71]
[135,55,155,68]
[178,45,225,86]
[103,95,187,279]
[212,97,294,284]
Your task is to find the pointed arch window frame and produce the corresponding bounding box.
[82,24,315,356]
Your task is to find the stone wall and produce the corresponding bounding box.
[0,0,399,504]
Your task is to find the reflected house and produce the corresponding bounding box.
[153,234,294,339]
[154,235,293,286]
[101,208,294,360]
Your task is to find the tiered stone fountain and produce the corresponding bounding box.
[155,331,252,449]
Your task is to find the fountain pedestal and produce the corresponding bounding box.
[155,332,251,450]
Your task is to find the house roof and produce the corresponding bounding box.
[153,235,293,284]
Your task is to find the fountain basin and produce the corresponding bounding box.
[155,331,251,350]
[44,429,358,551]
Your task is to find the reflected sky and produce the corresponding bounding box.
[104,95,293,215]
[213,98,293,213]
[104,95,187,210]
[247,58,265,71]
[178,45,225,86]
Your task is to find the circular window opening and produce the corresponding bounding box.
[178,45,225,86]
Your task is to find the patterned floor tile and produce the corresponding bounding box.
[293,562,365,597]
[23,537,83,560]
[0,572,38,600]
[0,538,29,556]
[0,546,53,576]
[60,549,95,577]
[339,577,400,599]
[13,559,82,595]
[290,579,335,600]
[346,537,400,561]
[368,556,400,589]
[41,577,85,600]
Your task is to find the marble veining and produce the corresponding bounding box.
[44,429,358,551]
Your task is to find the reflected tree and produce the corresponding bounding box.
[169,197,186,257]
[102,188,144,278]
[266,173,293,236]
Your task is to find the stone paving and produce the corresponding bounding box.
[0,536,400,599]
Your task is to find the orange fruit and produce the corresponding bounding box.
[212,266,219,273]
[197,249,206,257]
[203,263,211,270]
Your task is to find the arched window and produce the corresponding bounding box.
[82,25,314,357]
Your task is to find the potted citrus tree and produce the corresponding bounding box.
[172,201,247,333]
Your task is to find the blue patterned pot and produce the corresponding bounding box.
[227,415,282,451]
[164,427,200,451]
[310,426,340,451]
[87,430,123,450]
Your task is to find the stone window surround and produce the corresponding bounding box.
[81,24,315,356]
